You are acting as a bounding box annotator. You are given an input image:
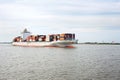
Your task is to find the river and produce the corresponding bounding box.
[0,44,120,80]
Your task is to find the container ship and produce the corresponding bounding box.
[12,28,78,48]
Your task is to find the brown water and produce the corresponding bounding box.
[0,44,120,80]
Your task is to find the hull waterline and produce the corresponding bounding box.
[12,40,77,48]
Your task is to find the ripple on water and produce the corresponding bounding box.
[0,44,120,80]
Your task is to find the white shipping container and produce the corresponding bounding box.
[46,35,50,41]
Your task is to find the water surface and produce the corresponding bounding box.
[0,44,120,80]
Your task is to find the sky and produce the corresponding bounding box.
[0,0,120,43]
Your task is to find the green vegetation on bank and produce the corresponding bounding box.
[0,42,12,44]
[80,42,120,45]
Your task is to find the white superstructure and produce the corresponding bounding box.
[22,28,31,40]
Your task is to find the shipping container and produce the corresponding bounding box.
[13,36,22,42]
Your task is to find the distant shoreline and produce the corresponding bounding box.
[0,42,120,45]
[0,42,12,44]
[78,42,120,45]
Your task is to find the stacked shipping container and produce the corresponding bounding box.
[13,33,75,42]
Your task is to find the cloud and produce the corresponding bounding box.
[0,4,54,20]
[0,0,120,21]
[0,0,15,3]
[0,0,120,42]
[9,0,120,15]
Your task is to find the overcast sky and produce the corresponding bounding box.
[0,0,120,42]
